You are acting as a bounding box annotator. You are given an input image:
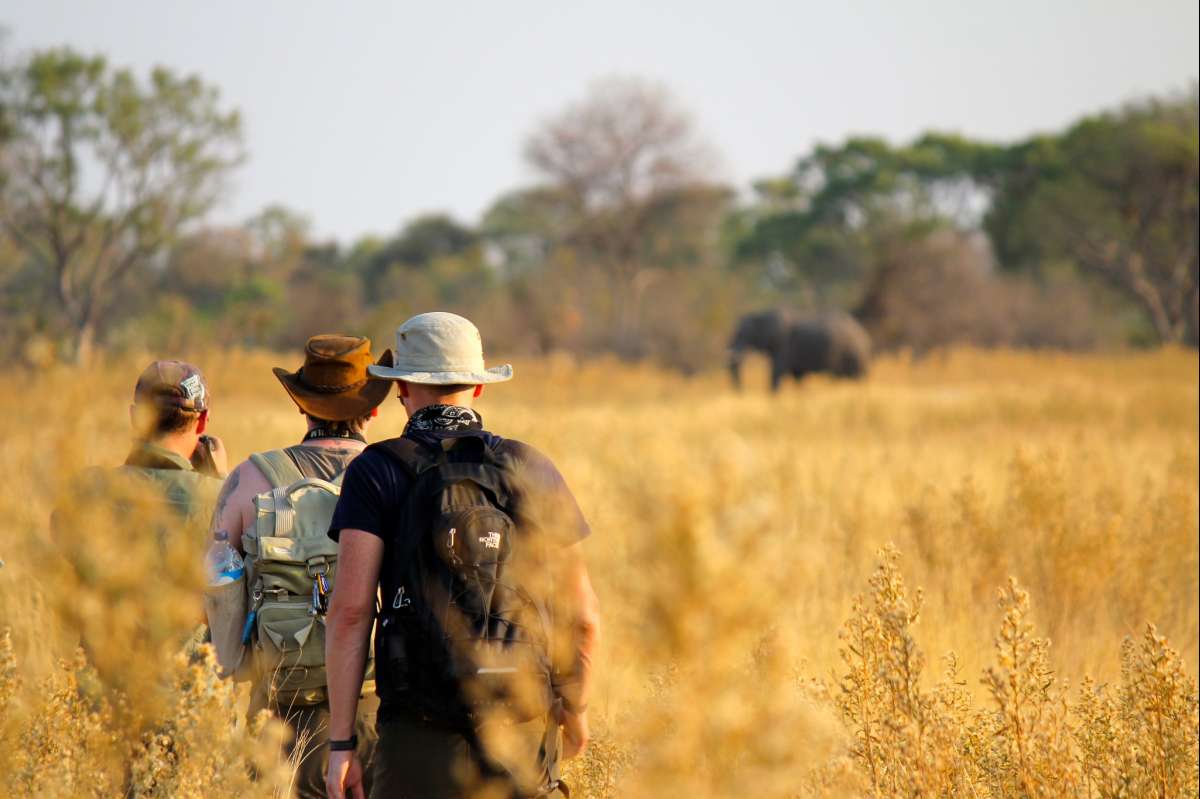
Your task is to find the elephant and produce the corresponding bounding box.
[728,309,871,391]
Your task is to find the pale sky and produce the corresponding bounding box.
[5,0,1198,243]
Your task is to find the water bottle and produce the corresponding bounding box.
[207,530,244,586]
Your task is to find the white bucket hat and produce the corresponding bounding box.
[367,312,513,385]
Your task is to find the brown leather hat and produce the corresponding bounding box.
[272,335,393,421]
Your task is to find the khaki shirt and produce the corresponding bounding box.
[55,441,222,550]
[50,441,223,670]
[120,440,223,527]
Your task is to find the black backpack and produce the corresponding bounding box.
[373,434,556,729]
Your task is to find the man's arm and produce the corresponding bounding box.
[325,528,383,799]
[555,542,601,759]
[209,460,270,553]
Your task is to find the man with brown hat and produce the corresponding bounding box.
[210,334,391,799]
[324,312,600,799]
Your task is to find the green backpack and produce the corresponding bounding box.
[242,449,364,705]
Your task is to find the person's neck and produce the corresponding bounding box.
[303,422,368,449]
[146,432,198,462]
[407,400,473,415]
[302,435,366,450]
[404,390,476,416]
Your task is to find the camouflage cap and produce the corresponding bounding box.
[133,360,209,412]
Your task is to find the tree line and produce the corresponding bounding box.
[1,45,1196,367]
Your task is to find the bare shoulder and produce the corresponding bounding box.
[211,458,273,541]
[222,453,273,503]
[226,457,272,501]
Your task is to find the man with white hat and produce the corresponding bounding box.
[324,312,600,799]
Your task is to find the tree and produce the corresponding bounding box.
[0,48,243,361]
[734,95,1200,347]
[524,77,724,355]
[360,213,478,296]
[243,204,310,277]
[984,93,1199,345]
[480,185,576,276]
[732,134,1005,304]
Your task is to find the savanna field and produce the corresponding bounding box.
[0,348,1196,798]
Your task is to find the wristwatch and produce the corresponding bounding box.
[328,735,357,752]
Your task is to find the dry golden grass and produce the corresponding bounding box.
[1,347,1196,797]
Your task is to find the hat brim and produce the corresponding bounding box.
[273,349,395,420]
[366,363,513,385]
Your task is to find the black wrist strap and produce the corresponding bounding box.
[328,735,357,751]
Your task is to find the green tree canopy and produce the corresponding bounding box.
[0,47,243,361]
[360,212,478,295]
[733,91,1198,344]
[983,93,1199,344]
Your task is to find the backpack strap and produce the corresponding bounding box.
[249,450,311,538]
[371,438,443,596]
[371,437,439,477]
[375,435,510,506]
[249,449,306,489]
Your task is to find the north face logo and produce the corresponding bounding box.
[479,531,501,549]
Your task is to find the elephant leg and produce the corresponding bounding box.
[770,361,785,392]
[729,354,743,390]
